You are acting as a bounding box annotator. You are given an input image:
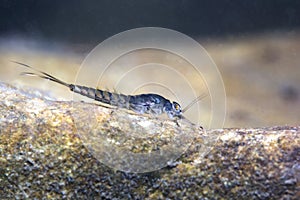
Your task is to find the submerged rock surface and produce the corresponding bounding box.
[0,82,299,199]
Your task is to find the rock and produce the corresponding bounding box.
[0,82,299,199]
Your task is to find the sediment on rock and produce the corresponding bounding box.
[0,82,299,199]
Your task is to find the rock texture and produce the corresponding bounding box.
[0,82,299,199]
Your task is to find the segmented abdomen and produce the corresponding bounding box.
[70,84,130,108]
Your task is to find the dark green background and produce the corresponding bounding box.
[1,0,299,43]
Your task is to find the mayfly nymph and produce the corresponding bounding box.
[13,61,191,119]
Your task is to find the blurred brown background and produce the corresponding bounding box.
[0,1,299,128]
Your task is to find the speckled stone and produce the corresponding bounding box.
[0,83,299,199]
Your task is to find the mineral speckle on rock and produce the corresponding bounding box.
[0,82,299,199]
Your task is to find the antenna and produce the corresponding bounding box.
[182,92,208,113]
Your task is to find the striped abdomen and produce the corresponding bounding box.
[70,84,130,108]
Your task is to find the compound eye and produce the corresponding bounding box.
[173,102,181,111]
